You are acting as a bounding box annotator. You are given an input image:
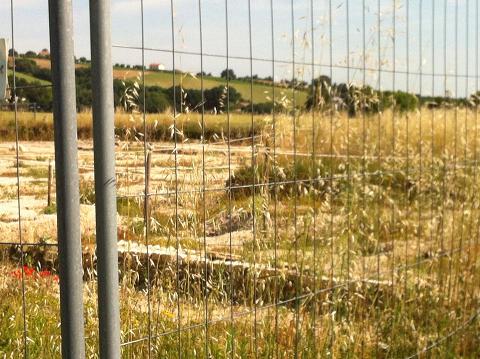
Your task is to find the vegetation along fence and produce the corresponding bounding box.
[1,0,480,357]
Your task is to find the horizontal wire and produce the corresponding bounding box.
[116,164,472,199]
[112,44,476,80]
[120,243,479,350]
[406,310,480,359]
[7,84,52,90]
[120,282,348,347]
[0,241,58,247]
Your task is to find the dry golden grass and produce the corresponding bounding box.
[1,107,480,357]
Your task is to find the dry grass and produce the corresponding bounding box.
[1,106,480,357]
[0,110,267,142]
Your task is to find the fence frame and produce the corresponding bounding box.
[89,0,122,357]
[3,0,480,357]
[48,0,86,357]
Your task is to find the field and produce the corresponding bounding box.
[113,68,308,104]
[7,70,51,86]
[1,108,480,357]
[16,57,308,105]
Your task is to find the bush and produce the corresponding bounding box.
[8,76,53,111]
[243,102,275,114]
[165,85,242,113]
[227,157,323,198]
[220,69,236,80]
[381,91,419,112]
[75,68,93,110]
[24,51,37,58]
[143,89,170,113]
[393,91,419,112]
[15,58,38,74]
[204,86,242,111]
[14,58,52,82]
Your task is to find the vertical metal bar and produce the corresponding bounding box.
[223,1,235,357]
[289,1,298,356]
[89,0,121,357]
[167,0,181,354]
[360,1,367,356]
[377,0,385,354]
[328,0,335,352]
[246,0,257,355]
[309,0,317,357]
[145,151,152,219]
[139,1,153,355]
[9,2,28,356]
[48,159,52,207]
[197,0,209,355]
[48,1,86,358]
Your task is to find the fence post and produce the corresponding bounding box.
[146,151,152,219]
[89,0,121,357]
[48,1,86,358]
[47,159,52,207]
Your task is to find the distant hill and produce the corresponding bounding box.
[14,57,308,105]
[7,70,51,86]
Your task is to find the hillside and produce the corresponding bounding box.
[20,57,308,105]
[7,70,51,86]
[113,68,308,104]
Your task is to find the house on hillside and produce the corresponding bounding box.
[149,63,164,71]
[38,48,50,58]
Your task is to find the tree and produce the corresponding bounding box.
[24,51,37,58]
[143,88,170,113]
[220,68,236,80]
[203,86,242,111]
[166,86,202,113]
[15,58,38,74]
[8,48,18,57]
[9,76,53,111]
[75,67,93,110]
[392,91,418,112]
[244,102,276,114]
[305,75,332,110]
[335,83,382,117]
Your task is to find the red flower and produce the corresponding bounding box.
[39,270,52,278]
[10,266,59,283]
[23,266,35,277]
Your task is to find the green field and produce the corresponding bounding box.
[8,70,51,86]
[10,58,309,105]
[114,68,308,105]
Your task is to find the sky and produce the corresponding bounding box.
[0,0,478,97]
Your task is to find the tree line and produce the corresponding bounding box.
[5,57,480,115]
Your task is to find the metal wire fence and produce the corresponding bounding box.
[1,0,480,358]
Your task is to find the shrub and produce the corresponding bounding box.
[144,89,170,113]
[243,102,274,114]
[380,91,419,112]
[394,91,418,112]
[227,156,323,198]
[8,76,53,111]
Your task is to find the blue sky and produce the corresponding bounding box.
[0,0,477,97]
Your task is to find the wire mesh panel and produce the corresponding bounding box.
[0,1,61,358]
[111,0,480,357]
[1,0,480,358]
